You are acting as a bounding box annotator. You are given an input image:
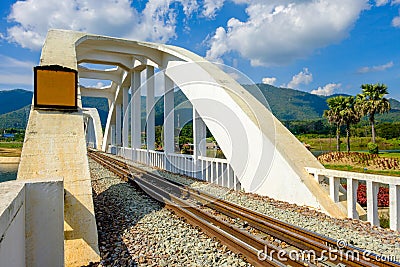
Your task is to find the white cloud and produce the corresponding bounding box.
[393,16,400,27]
[227,72,241,81]
[375,0,400,5]
[5,0,200,50]
[0,55,34,87]
[0,55,35,69]
[202,0,225,18]
[206,0,369,66]
[311,83,341,96]
[94,82,106,88]
[373,0,400,29]
[287,68,313,89]
[179,0,199,17]
[205,26,229,63]
[262,77,277,85]
[0,74,32,86]
[375,0,389,6]
[374,0,400,27]
[357,61,394,73]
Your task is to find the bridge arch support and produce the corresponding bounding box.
[83,108,103,150]
[70,29,351,219]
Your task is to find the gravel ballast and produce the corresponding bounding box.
[89,158,252,267]
[107,154,400,260]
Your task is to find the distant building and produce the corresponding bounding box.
[2,133,15,138]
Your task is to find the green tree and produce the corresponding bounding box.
[323,96,346,151]
[357,83,391,143]
[340,96,361,152]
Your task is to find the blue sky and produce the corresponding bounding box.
[0,0,399,99]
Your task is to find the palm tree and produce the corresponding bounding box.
[324,96,346,152]
[357,83,391,143]
[341,96,361,152]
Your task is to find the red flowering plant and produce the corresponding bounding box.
[343,184,389,207]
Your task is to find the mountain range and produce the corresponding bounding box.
[1,85,399,129]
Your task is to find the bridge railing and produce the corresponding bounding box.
[198,156,240,190]
[305,167,400,231]
[167,152,194,176]
[133,148,146,164]
[107,146,241,190]
[149,150,165,169]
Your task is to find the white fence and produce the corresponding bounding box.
[107,146,241,190]
[306,167,400,231]
[199,156,240,191]
[167,153,194,176]
[149,150,165,169]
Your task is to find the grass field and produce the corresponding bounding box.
[323,164,400,177]
[378,152,400,158]
[0,142,23,148]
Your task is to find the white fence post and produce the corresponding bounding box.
[305,167,400,228]
[329,176,340,203]
[390,184,400,231]
[366,181,379,226]
[347,178,359,219]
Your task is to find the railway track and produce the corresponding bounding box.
[88,150,400,267]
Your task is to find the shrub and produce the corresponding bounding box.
[368,142,379,154]
[357,184,367,206]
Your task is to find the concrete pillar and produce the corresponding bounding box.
[314,173,324,183]
[131,71,142,156]
[146,66,155,150]
[122,87,129,149]
[366,181,379,226]
[193,109,206,158]
[389,184,400,231]
[164,74,174,171]
[116,103,122,147]
[87,118,95,148]
[329,176,339,203]
[346,178,359,219]
[193,109,206,178]
[102,98,116,152]
[111,125,116,146]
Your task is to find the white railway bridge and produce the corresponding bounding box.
[0,29,399,266]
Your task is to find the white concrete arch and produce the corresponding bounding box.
[83,108,103,150]
[71,29,351,217]
[78,66,124,84]
[29,29,352,221]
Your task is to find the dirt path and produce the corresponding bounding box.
[0,147,22,157]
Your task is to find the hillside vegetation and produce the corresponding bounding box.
[0,89,32,115]
[1,86,400,130]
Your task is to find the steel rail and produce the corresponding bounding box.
[89,151,311,266]
[88,150,400,267]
